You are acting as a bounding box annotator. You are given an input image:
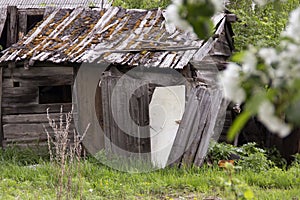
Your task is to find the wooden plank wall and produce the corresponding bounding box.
[101,74,151,158]
[167,86,223,167]
[3,6,45,49]
[1,66,74,147]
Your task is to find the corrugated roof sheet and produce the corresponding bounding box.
[0,0,111,8]
[0,7,229,69]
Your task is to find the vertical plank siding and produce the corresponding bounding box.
[101,74,151,157]
[168,87,223,167]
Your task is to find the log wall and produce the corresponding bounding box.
[1,65,74,147]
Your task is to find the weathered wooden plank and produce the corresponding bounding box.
[3,123,75,138]
[3,67,74,78]
[194,89,223,166]
[2,103,73,115]
[100,74,151,156]
[2,96,38,104]
[3,87,37,95]
[19,9,45,16]
[3,141,48,148]
[18,12,28,39]
[3,113,69,124]
[2,75,73,88]
[4,132,75,146]
[167,87,207,167]
[101,74,112,153]
[0,67,3,147]
[4,123,46,138]
[0,7,7,40]
[180,91,211,166]
[6,6,18,47]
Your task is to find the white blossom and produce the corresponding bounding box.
[211,0,224,12]
[282,7,300,42]
[252,0,269,6]
[257,100,291,137]
[242,50,257,74]
[219,63,246,104]
[258,48,278,66]
[165,0,193,32]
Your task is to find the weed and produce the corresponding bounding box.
[44,106,89,200]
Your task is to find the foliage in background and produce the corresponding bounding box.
[207,141,287,171]
[110,0,170,9]
[228,0,300,51]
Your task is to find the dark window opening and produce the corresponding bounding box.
[27,15,44,33]
[0,21,8,50]
[39,85,72,104]
[13,81,20,87]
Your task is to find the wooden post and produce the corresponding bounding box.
[6,6,18,47]
[0,7,7,41]
[0,67,3,148]
[18,11,27,39]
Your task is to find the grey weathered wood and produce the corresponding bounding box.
[194,89,223,166]
[3,113,68,124]
[101,74,112,153]
[2,103,73,115]
[3,123,75,137]
[3,87,37,96]
[19,9,45,16]
[7,6,18,47]
[100,73,151,156]
[181,90,211,166]
[3,123,46,138]
[3,67,73,78]
[167,87,207,166]
[226,14,237,23]
[18,12,28,39]
[0,7,7,40]
[167,87,223,168]
[2,75,73,88]
[0,68,3,147]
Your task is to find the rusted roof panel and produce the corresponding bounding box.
[0,7,228,69]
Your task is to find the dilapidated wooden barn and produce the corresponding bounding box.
[0,6,236,166]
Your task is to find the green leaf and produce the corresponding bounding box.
[227,110,252,141]
[245,91,267,113]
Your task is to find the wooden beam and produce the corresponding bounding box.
[6,6,18,47]
[18,12,27,39]
[19,8,45,16]
[0,7,7,40]
[0,68,3,148]
[226,14,237,23]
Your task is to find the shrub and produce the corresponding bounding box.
[228,0,300,51]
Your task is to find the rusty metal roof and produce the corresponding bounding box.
[0,0,111,8]
[0,7,230,69]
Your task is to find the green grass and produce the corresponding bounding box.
[0,147,299,200]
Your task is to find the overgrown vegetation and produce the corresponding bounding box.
[228,0,300,51]
[0,142,299,199]
[207,142,287,171]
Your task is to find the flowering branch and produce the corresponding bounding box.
[220,6,300,139]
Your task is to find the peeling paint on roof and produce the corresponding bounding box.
[0,7,231,69]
